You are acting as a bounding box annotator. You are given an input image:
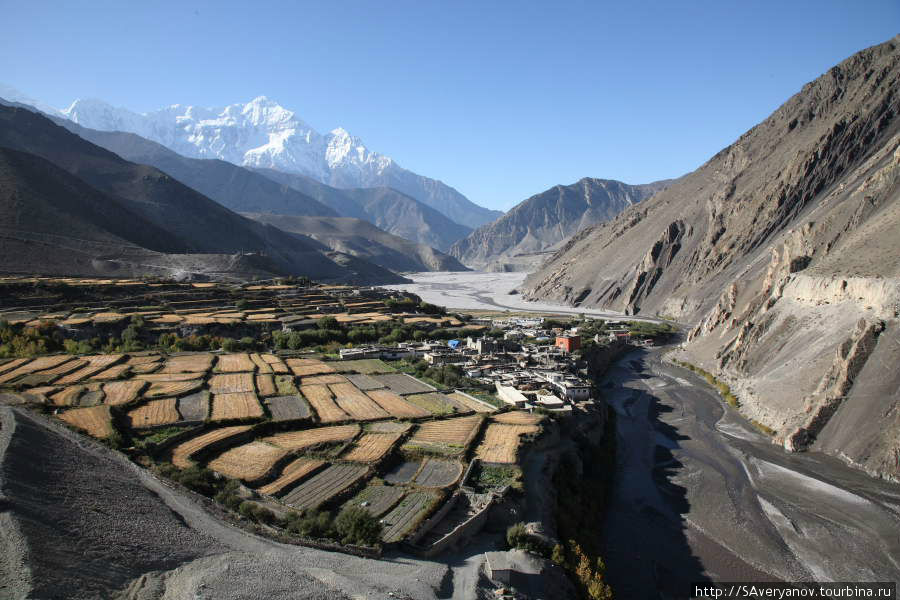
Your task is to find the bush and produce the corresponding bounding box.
[506,522,549,556]
[334,506,382,546]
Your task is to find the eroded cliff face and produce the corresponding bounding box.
[523,36,900,479]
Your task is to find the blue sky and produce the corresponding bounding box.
[1,1,897,210]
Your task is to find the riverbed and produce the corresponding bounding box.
[601,350,900,597]
[380,271,654,319]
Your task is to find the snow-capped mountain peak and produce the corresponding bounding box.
[2,83,504,228]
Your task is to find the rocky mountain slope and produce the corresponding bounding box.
[523,36,900,479]
[245,213,468,273]
[253,168,472,251]
[0,104,406,283]
[450,177,670,270]
[11,91,503,228]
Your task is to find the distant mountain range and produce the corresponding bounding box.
[0,103,414,283]
[450,177,671,270]
[0,86,502,230]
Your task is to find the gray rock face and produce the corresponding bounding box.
[523,35,900,479]
[449,177,670,270]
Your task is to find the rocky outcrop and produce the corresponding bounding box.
[524,36,900,479]
[449,178,669,269]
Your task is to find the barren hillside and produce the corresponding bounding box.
[523,36,900,478]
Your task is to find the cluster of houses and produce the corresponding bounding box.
[338,316,627,416]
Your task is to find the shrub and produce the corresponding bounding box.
[334,506,382,546]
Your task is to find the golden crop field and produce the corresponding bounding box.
[256,374,277,397]
[409,415,483,445]
[208,373,254,394]
[257,458,325,496]
[366,389,431,419]
[341,432,402,462]
[207,441,289,482]
[58,405,114,439]
[491,411,543,425]
[130,362,162,374]
[91,363,131,381]
[135,372,205,382]
[210,391,264,421]
[447,392,497,413]
[50,385,85,407]
[126,355,162,365]
[301,374,348,385]
[55,355,125,384]
[250,354,273,373]
[103,380,147,405]
[128,398,180,428]
[287,358,336,377]
[159,354,214,374]
[171,425,254,468]
[329,383,389,421]
[475,423,540,464]
[215,353,256,373]
[262,424,360,451]
[30,358,87,379]
[261,354,290,374]
[300,384,349,423]
[145,379,204,398]
[0,356,77,384]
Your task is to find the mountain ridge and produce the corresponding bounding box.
[0,88,503,229]
[450,176,672,270]
[523,35,900,479]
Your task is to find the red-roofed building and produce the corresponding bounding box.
[555,334,581,353]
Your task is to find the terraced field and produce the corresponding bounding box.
[410,415,482,448]
[447,392,497,413]
[257,458,326,496]
[265,395,311,422]
[170,424,254,468]
[102,380,147,405]
[145,379,204,399]
[286,358,336,377]
[55,355,125,385]
[280,463,368,509]
[342,432,403,462]
[329,383,389,421]
[475,423,540,464]
[334,359,396,375]
[372,374,435,395]
[214,353,256,373]
[300,384,348,423]
[207,441,289,482]
[343,485,405,517]
[412,458,463,488]
[255,374,277,397]
[210,391,264,421]
[344,374,386,391]
[58,405,114,438]
[176,391,209,421]
[384,460,422,484]
[403,392,464,416]
[301,374,348,385]
[262,424,359,451]
[366,389,431,419]
[128,398,180,428]
[380,491,439,543]
[492,411,543,425]
[160,354,214,374]
[0,356,75,384]
[208,373,254,394]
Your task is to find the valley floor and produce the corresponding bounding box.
[601,350,900,598]
[380,271,657,319]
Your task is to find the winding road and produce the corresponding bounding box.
[600,350,900,599]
